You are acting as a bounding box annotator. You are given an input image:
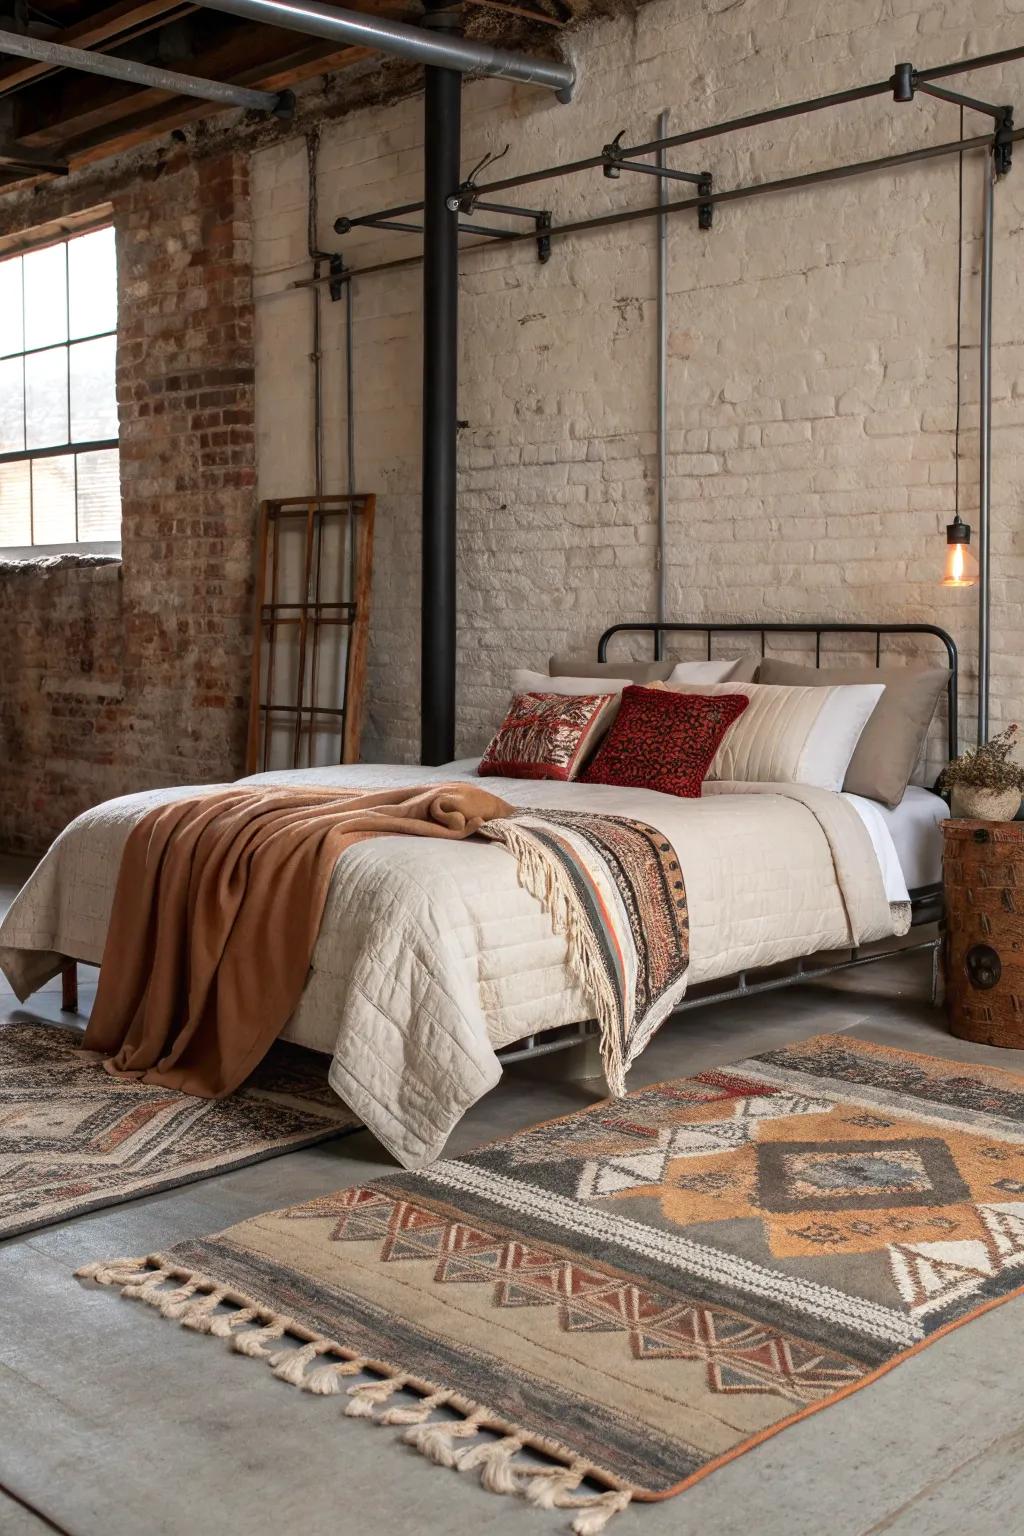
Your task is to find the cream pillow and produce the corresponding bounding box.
[512,668,629,697]
[670,681,885,792]
[666,658,752,685]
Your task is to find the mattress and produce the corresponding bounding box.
[845,785,947,893]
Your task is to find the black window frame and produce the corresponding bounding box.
[0,224,120,549]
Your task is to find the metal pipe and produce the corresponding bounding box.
[301,128,1008,290]
[0,25,283,110]
[655,108,668,651]
[358,215,522,238]
[978,160,994,743]
[345,282,355,501]
[611,157,707,186]
[917,80,1007,120]
[196,0,576,99]
[420,15,462,765]
[438,40,1024,202]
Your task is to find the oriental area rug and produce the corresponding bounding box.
[78,1035,1024,1532]
[1,1021,360,1239]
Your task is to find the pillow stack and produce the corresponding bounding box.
[755,660,948,807]
[477,650,946,806]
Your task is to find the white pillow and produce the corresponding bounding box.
[667,658,750,685]
[672,681,885,792]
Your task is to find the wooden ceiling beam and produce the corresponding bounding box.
[11,16,292,145]
[38,41,370,168]
[0,0,196,94]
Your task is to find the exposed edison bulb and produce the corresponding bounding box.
[942,518,978,588]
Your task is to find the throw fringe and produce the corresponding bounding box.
[76,1255,636,1534]
[483,821,627,1097]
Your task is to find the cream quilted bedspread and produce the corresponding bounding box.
[0,763,908,1168]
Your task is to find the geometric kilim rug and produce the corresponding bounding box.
[1,1021,360,1240]
[76,1035,1024,1533]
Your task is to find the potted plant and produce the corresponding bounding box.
[937,723,1024,821]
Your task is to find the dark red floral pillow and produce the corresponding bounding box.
[479,691,615,781]
[581,686,748,797]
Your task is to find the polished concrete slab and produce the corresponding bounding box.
[2,852,1023,1536]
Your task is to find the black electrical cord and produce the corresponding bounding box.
[954,103,964,520]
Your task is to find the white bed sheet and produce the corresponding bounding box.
[845,785,946,893]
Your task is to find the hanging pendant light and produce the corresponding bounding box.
[941,107,977,589]
[942,513,978,587]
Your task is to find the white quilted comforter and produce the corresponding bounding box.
[0,762,910,1168]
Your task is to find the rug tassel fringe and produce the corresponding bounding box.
[232,1317,291,1357]
[378,1389,451,1426]
[344,1375,409,1418]
[77,1259,637,1533]
[303,1357,367,1394]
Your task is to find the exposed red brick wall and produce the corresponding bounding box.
[0,149,256,855]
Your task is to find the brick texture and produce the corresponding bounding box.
[253,0,1024,777]
[0,151,256,854]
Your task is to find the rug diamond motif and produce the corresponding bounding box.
[84,1035,1024,1508]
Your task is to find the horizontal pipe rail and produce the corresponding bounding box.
[197,0,576,98]
[472,40,1024,198]
[302,124,1021,290]
[0,25,284,110]
[330,40,1024,232]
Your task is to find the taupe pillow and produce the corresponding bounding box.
[548,653,761,684]
[756,659,949,807]
[549,654,674,683]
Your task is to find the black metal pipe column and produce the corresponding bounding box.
[420,3,462,763]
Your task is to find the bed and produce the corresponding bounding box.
[0,620,956,1170]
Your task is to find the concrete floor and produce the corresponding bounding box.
[2,852,1024,1536]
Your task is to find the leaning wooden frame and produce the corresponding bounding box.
[246,494,376,775]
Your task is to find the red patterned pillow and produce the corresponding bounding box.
[479,692,615,781]
[581,685,749,797]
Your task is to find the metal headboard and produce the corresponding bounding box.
[597,621,959,763]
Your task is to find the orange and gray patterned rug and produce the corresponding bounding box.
[1,1021,360,1239]
[78,1035,1024,1532]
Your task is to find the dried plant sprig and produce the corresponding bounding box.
[938,723,1024,793]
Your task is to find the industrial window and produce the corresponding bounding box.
[0,226,120,550]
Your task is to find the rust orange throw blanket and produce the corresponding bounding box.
[83,783,513,1098]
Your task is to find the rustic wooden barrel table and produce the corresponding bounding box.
[942,817,1024,1047]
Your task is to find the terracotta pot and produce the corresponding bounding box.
[951,785,1022,822]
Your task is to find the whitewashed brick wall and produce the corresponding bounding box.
[252,0,1024,771]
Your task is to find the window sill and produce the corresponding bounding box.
[0,541,121,567]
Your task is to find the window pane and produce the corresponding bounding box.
[23,242,68,350]
[32,453,76,544]
[0,255,23,357]
[70,335,117,441]
[0,459,30,545]
[76,447,120,540]
[25,345,68,449]
[0,356,23,453]
[68,227,116,339]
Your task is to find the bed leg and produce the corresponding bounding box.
[61,960,79,1013]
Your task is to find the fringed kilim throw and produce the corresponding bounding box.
[1,1022,360,1238]
[483,808,691,1095]
[78,1036,1024,1532]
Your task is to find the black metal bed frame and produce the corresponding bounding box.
[498,619,957,1067]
